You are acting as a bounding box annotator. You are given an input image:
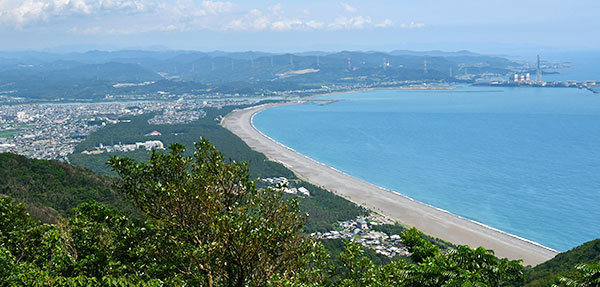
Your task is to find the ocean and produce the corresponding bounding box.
[541,51,600,82]
[253,86,600,252]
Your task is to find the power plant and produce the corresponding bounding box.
[511,55,542,83]
[536,55,543,82]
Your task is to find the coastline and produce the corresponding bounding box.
[249,106,556,253]
[302,85,463,100]
[222,101,559,266]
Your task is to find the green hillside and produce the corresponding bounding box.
[68,105,366,233]
[0,141,527,286]
[524,239,600,286]
[0,153,132,223]
[1,136,599,285]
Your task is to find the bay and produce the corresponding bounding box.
[253,86,600,251]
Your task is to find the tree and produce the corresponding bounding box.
[400,227,525,286]
[0,195,188,286]
[331,241,377,286]
[108,139,312,286]
[0,196,56,270]
[0,139,534,286]
[400,227,440,264]
[555,263,600,287]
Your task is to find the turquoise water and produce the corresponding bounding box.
[253,87,600,252]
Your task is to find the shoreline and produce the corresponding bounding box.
[302,85,463,100]
[223,101,559,266]
[249,108,557,253]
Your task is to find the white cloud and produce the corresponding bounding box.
[271,19,302,31]
[201,0,233,14]
[400,21,425,29]
[329,16,371,30]
[340,2,357,13]
[0,0,154,26]
[268,3,283,15]
[161,24,179,32]
[0,0,236,27]
[224,4,325,32]
[225,8,270,31]
[376,19,393,28]
[305,20,323,29]
[1,1,390,33]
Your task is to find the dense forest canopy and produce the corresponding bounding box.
[0,153,132,223]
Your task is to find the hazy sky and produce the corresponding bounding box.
[1,0,599,53]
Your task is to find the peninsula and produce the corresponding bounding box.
[222,102,559,266]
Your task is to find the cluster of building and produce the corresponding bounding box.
[485,73,598,91]
[474,55,599,93]
[0,99,257,162]
[0,102,159,161]
[81,140,164,155]
[260,177,311,197]
[261,176,289,186]
[511,72,533,83]
[312,215,410,258]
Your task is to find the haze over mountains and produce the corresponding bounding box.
[0,50,516,101]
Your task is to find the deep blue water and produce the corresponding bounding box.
[253,87,600,252]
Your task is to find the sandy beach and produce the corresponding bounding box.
[222,102,559,266]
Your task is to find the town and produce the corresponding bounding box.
[81,140,165,155]
[312,214,411,258]
[258,176,411,258]
[0,98,257,162]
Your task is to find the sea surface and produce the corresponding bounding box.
[253,86,600,252]
[541,51,600,82]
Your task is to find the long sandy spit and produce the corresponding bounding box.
[222,102,558,266]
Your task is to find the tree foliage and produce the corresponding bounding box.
[0,153,131,223]
[318,228,524,287]
[1,139,587,287]
[71,107,295,180]
[108,139,312,286]
[69,106,366,233]
[555,263,600,287]
[525,239,600,286]
[0,196,186,286]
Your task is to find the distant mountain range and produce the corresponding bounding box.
[0,50,518,100]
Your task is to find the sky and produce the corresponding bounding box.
[1,0,599,54]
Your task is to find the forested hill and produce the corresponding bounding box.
[0,153,131,223]
[524,238,600,286]
[1,150,599,285]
